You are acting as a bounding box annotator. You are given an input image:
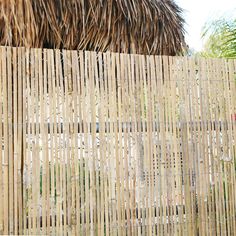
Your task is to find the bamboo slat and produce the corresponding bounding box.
[2,47,9,235]
[13,47,18,235]
[0,47,3,235]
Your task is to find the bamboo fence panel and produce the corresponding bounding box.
[0,46,235,235]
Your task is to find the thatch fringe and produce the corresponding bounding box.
[0,0,185,55]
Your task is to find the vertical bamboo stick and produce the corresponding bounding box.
[227,60,236,235]
[133,54,143,236]
[105,52,113,235]
[6,47,14,235]
[79,51,90,235]
[48,49,56,234]
[34,49,41,235]
[40,48,46,235]
[116,53,125,235]
[138,55,148,235]
[110,52,120,236]
[150,55,159,236]
[118,53,126,235]
[62,50,67,235]
[154,56,164,236]
[2,46,9,235]
[145,55,155,236]
[175,57,185,236]
[22,48,28,235]
[37,49,45,233]
[55,49,63,235]
[79,50,86,235]
[168,57,180,235]
[88,51,96,235]
[51,49,60,235]
[222,59,233,235]
[188,57,199,235]
[212,59,221,236]
[216,59,224,236]
[30,48,36,235]
[131,54,138,236]
[98,52,105,236]
[216,59,227,236]
[71,50,80,235]
[123,53,131,235]
[0,47,3,235]
[165,56,175,235]
[126,53,135,236]
[13,47,18,235]
[18,47,24,235]
[93,52,101,236]
[103,52,110,236]
[161,56,169,236]
[61,50,69,235]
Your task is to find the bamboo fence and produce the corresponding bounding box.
[0,46,235,235]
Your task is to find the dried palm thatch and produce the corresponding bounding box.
[0,0,185,55]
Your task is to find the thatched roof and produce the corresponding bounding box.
[0,0,185,55]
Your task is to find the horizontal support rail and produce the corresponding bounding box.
[1,121,235,135]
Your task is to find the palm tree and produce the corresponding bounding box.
[201,16,236,58]
[0,0,186,55]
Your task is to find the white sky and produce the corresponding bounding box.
[175,0,236,51]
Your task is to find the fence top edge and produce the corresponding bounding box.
[0,46,235,63]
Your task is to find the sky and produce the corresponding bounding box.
[175,0,236,52]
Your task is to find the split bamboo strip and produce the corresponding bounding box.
[56,49,64,236]
[2,47,9,235]
[133,53,142,236]
[150,55,159,235]
[98,52,105,236]
[39,48,46,235]
[129,53,138,236]
[123,53,131,236]
[119,54,126,235]
[127,53,136,236]
[110,52,119,236]
[0,47,3,235]
[7,46,14,235]
[47,49,55,235]
[17,47,24,235]
[50,49,59,235]
[22,48,28,235]
[35,48,41,235]
[62,49,71,235]
[103,52,110,236]
[188,57,198,236]
[146,55,154,236]
[13,47,18,235]
[228,60,236,234]
[93,52,101,236]
[71,50,80,235]
[169,57,179,235]
[78,50,85,235]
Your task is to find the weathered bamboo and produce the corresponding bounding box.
[0,47,235,236]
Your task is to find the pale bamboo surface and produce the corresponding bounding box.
[0,46,235,235]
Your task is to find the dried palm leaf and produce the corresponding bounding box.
[0,0,186,55]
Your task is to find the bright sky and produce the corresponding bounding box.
[175,0,236,52]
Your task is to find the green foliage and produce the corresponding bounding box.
[201,15,236,58]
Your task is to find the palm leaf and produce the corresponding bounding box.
[201,16,236,58]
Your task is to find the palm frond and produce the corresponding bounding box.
[201,16,236,59]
